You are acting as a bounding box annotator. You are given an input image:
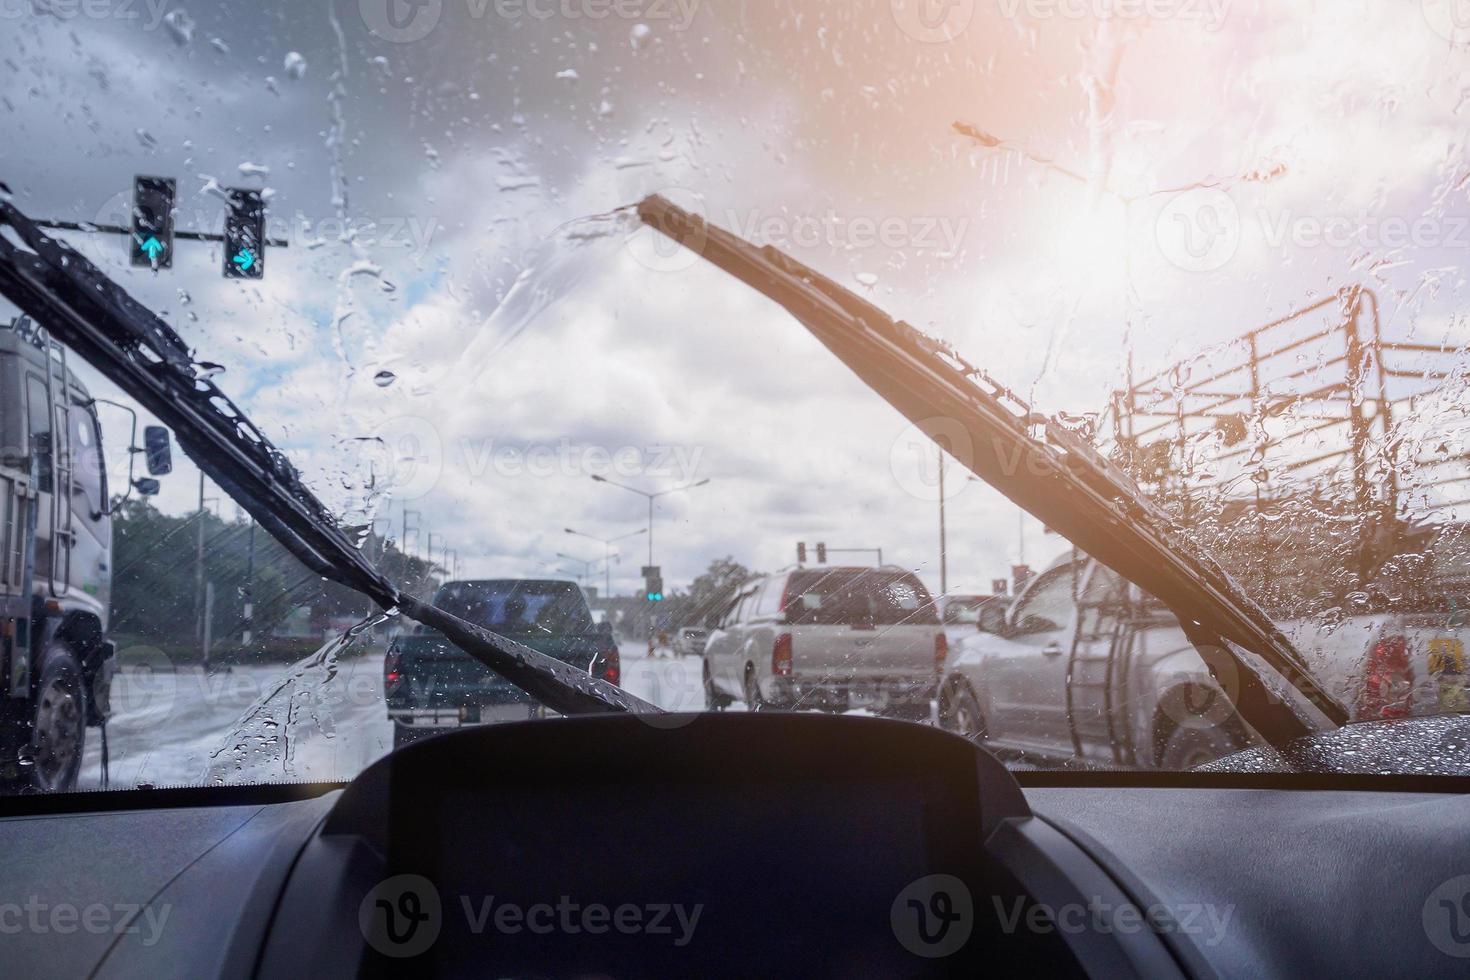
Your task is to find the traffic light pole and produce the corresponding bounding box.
[31,218,289,249]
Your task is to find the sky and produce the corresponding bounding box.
[2,0,1469,600]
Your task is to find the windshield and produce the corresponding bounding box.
[3,1,1469,794]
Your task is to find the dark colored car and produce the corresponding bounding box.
[384,579,619,748]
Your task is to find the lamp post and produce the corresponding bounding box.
[589,475,711,654]
[564,526,645,597]
[555,551,604,587]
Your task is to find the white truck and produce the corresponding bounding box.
[702,566,945,718]
[0,316,170,791]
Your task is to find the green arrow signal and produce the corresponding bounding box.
[140,236,164,261]
[232,248,255,271]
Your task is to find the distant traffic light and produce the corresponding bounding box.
[815,542,826,563]
[130,175,175,269]
[643,566,663,601]
[223,188,265,279]
[796,542,807,563]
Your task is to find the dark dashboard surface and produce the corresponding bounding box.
[0,716,1466,978]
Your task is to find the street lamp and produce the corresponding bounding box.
[589,475,711,572]
[590,475,712,654]
[564,525,645,597]
[555,551,604,587]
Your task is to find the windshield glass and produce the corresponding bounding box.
[3,1,1468,793]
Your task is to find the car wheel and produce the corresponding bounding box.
[703,661,729,710]
[393,723,430,751]
[742,667,767,712]
[941,680,986,742]
[22,642,88,793]
[1157,719,1248,770]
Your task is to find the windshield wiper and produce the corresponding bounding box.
[0,194,656,718]
[636,194,1348,743]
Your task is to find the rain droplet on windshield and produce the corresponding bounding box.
[164,9,194,46]
[373,370,397,388]
[284,51,308,80]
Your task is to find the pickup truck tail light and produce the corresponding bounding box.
[935,632,948,672]
[1359,634,1412,720]
[772,633,793,676]
[592,646,621,687]
[383,646,404,693]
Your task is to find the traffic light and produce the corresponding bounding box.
[643,566,663,601]
[815,542,826,563]
[223,187,265,279]
[130,175,175,269]
[796,542,807,563]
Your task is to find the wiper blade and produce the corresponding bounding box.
[637,194,1348,742]
[0,195,655,718]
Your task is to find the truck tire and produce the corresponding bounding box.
[940,680,987,742]
[703,660,730,711]
[16,642,88,793]
[742,666,768,712]
[1157,718,1249,770]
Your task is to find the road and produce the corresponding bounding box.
[77,640,709,790]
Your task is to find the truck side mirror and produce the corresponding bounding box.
[143,426,172,476]
[133,477,160,496]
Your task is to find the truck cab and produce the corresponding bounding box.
[0,319,117,791]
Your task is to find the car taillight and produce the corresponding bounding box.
[935,632,948,672]
[383,647,403,692]
[772,633,793,676]
[593,647,621,687]
[1359,634,1412,720]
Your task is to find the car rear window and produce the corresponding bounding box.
[785,570,939,627]
[433,581,593,635]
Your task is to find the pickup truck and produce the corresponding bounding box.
[384,579,620,748]
[1282,606,1469,722]
[938,554,1256,769]
[702,566,945,718]
[939,551,1470,768]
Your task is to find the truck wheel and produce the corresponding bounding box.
[742,667,768,712]
[1157,719,1248,770]
[941,681,987,742]
[26,642,88,793]
[703,661,730,711]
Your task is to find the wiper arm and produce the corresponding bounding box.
[636,194,1348,742]
[0,195,656,718]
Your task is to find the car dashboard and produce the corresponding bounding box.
[0,714,1466,978]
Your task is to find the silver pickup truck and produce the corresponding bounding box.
[938,553,1256,770]
[703,566,945,718]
